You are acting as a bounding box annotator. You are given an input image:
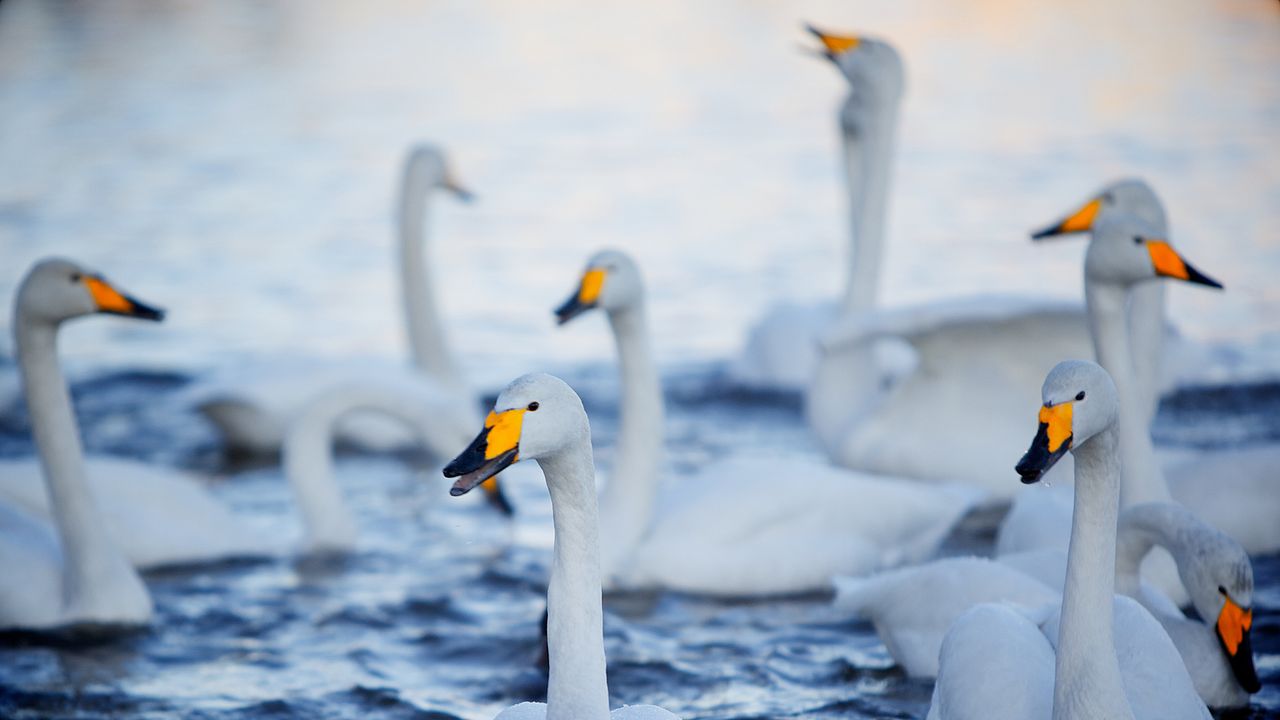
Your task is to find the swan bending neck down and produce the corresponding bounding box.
[443,373,679,720]
[283,380,508,555]
[929,360,1208,720]
[1,259,161,630]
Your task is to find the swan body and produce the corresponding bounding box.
[443,373,680,720]
[181,145,474,455]
[282,379,498,554]
[0,259,158,630]
[929,360,1209,719]
[556,250,982,596]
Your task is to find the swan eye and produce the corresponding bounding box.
[1132,236,1144,245]
[1219,585,1227,595]
[1075,391,1086,401]
[527,402,539,412]
[69,273,82,283]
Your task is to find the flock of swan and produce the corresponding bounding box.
[0,25,1273,720]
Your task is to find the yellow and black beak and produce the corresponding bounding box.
[554,267,605,325]
[1143,239,1223,289]
[1030,197,1102,240]
[1015,402,1073,484]
[1216,595,1261,693]
[443,408,525,497]
[805,24,861,61]
[84,275,165,322]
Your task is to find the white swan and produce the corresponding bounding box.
[835,501,1260,708]
[282,379,510,554]
[783,29,1099,496]
[553,250,982,596]
[927,360,1209,720]
[180,144,474,455]
[0,259,154,630]
[0,259,266,571]
[443,373,680,720]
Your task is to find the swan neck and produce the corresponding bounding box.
[1114,503,1190,603]
[15,313,129,609]
[1054,425,1135,720]
[1125,282,1166,425]
[398,160,463,388]
[598,304,664,571]
[839,98,898,317]
[1085,279,1170,507]
[537,442,611,720]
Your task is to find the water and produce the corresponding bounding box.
[1,0,1278,718]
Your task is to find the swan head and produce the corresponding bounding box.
[17,258,165,326]
[1084,213,1223,291]
[805,25,905,109]
[1015,360,1117,484]
[1030,177,1166,239]
[404,144,473,201]
[444,373,588,496]
[1175,524,1260,692]
[553,249,643,324]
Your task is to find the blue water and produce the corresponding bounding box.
[1,0,1279,717]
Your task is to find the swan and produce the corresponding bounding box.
[0,259,266,571]
[282,380,511,555]
[180,144,474,455]
[789,28,1101,496]
[0,258,155,630]
[834,501,1259,708]
[443,373,680,720]
[553,250,982,596]
[927,360,1209,720]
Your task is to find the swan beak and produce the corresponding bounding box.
[1015,402,1073,484]
[84,276,166,321]
[443,408,525,496]
[1145,240,1223,289]
[1217,596,1261,693]
[805,24,860,59]
[443,171,475,203]
[1030,197,1102,239]
[554,268,606,325]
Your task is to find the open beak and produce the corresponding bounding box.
[1015,402,1073,484]
[805,24,860,61]
[554,268,606,325]
[1145,240,1223,289]
[1030,197,1102,240]
[1216,596,1261,693]
[443,408,526,497]
[84,276,165,321]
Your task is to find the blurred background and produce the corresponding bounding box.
[0,1,1277,719]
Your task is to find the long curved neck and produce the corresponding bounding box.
[398,159,464,389]
[839,93,899,317]
[1085,279,1171,507]
[1054,425,1135,720]
[15,313,131,609]
[597,303,664,571]
[538,443,611,720]
[1125,282,1167,426]
[1114,502,1188,603]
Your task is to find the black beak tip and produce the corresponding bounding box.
[1029,227,1057,240]
[449,486,467,497]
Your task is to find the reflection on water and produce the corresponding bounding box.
[0,1,1278,718]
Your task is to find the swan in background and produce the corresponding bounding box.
[0,259,265,571]
[0,259,154,630]
[443,373,680,720]
[283,380,511,555]
[927,360,1209,720]
[834,502,1259,708]
[787,28,1097,497]
[180,144,474,456]
[554,250,981,597]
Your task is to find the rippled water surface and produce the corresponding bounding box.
[0,0,1278,718]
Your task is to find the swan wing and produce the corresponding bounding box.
[928,603,1055,720]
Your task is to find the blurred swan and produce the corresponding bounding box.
[0,259,156,630]
[554,250,981,596]
[443,373,680,720]
[836,502,1259,708]
[927,361,1209,720]
[180,144,474,456]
